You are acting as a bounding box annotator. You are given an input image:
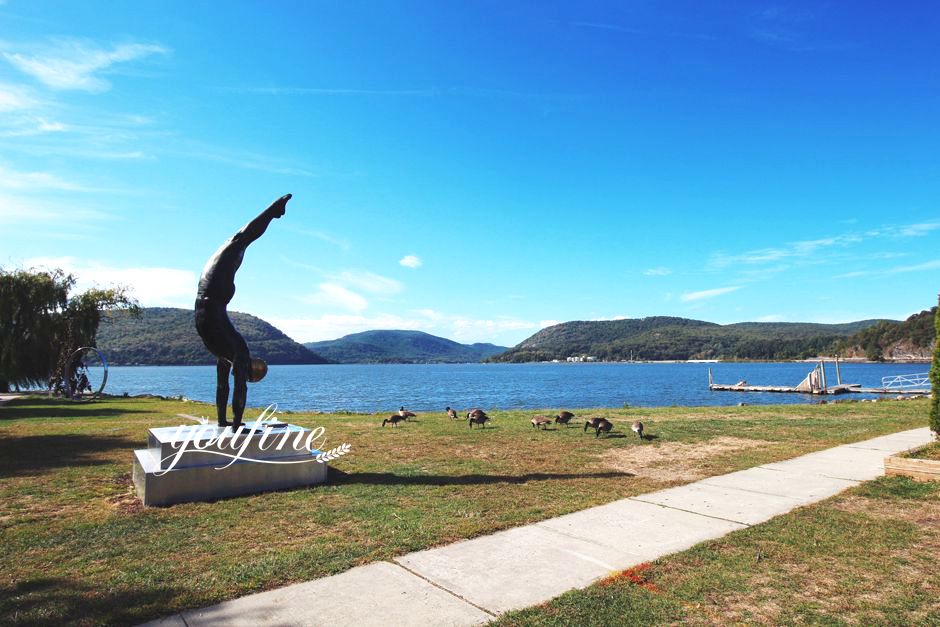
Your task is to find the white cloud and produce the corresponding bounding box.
[271,310,538,344]
[756,314,786,322]
[2,40,168,92]
[681,286,743,302]
[271,313,434,342]
[643,266,672,276]
[23,256,196,306]
[399,255,422,268]
[337,270,401,295]
[449,317,537,340]
[300,283,369,312]
[540,319,561,328]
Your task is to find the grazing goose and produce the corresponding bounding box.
[468,409,489,429]
[584,417,613,438]
[382,415,405,427]
[631,421,644,439]
[399,406,417,420]
[555,411,575,427]
[445,406,459,420]
[531,415,552,430]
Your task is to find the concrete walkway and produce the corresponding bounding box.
[145,427,934,627]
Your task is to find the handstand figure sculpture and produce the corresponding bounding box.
[195,194,291,429]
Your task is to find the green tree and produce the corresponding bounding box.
[930,294,940,437]
[0,268,138,393]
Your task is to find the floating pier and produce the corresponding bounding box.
[708,359,931,397]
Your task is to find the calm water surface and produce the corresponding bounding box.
[99,362,930,413]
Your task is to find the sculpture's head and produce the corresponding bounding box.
[249,358,268,383]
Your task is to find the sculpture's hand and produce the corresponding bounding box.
[267,193,291,218]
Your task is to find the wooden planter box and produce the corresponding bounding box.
[885,445,940,482]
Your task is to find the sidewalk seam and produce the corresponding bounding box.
[627,497,755,527]
[389,560,498,619]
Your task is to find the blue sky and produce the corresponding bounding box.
[1,1,938,346]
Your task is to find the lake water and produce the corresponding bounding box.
[97,362,931,413]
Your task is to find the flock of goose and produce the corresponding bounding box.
[382,405,647,440]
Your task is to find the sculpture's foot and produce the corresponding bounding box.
[217,420,231,428]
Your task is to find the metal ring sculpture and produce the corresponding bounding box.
[64,346,109,399]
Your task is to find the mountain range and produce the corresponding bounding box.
[93,306,936,366]
[95,307,328,365]
[488,314,935,362]
[304,330,508,363]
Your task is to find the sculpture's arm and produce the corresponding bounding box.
[232,194,291,248]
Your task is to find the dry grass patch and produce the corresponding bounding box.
[599,436,771,481]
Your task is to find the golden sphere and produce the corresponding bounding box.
[249,358,268,383]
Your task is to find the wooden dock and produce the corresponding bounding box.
[707,360,930,397]
[708,383,927,396]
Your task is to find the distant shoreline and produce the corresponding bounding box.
[102,358,932,367]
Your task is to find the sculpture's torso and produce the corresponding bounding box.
[196,235,247,304]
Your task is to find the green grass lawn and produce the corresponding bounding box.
[495,475,940,626]
[0,395,930,626]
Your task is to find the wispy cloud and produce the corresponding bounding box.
[0,165,92,192]
[399,255,422,269]
[174,146,317,177]
[228,85,579,102]
[0,193,110,227]
[885,259,940,274]
[681,286,743,302]
[643,266,672,276]
[572,21,644,36]
[230,86,437,97]
[291,227,350,251]
[709,234,861,269]
[2,39,168,92]
[748,6,853,52]
[756,314,786,322]
[0,82,40,111]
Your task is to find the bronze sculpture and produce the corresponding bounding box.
[195,194,291,428]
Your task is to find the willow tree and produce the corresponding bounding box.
[0,268,138,393]
[930,294,940,437]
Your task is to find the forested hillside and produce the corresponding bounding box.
[489,316,893,362]
[96,307,329,365]
[305,330,507,363]
[836,307,937,361]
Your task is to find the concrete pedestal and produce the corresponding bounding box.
[132,421,328,506]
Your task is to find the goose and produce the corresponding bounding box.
[555,411,575,427]
[531,415,552,430]
[584,417,613,438]
[382,415,405,427]
[631,420,644,439]
[445,406,459,420]
[468,409,489,429]
[399,406,417,420]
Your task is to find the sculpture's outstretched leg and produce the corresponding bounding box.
[215,358,231,427]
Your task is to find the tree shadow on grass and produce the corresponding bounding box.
[330,468,634,486]
[0,397,150,420]
[0,434,132,478]
[0,577,186,627]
